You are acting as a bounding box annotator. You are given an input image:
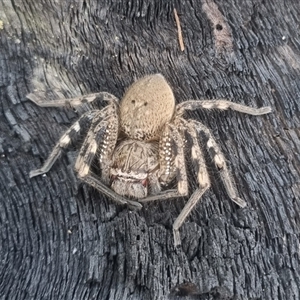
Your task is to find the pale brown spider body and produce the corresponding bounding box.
[110,75,176,199]
[28,74,271,246]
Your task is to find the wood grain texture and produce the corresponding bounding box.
[0,0,299,299]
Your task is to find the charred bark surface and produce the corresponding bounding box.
[0,0,299,299]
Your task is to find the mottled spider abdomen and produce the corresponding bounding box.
[110,139,160,198]
[120,74,175,141]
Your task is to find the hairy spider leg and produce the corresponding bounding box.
[181,119,211,191]
[28,91,141,208]
[29,110,99,178]
[139,119,212,246]
[81,171,142,209]
[191,119,247,208]
[170,123,189,196]
[74,113,142,210]
[29,100,117,178]
[27,92,119,109]
[28,91,120,177]
[158,124,176,184]
[172,120,211,246]
[139,123,189,203]
[176,99,272,116]
[74,103,119,182]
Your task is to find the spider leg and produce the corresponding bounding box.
[27,92,119,110]
[158,124,176,184]
[162,124,188,196]
[191,119,247,208]
[182,120,211,192]
[29,110,99,178]
[74,117,142,210]
[176,99,272,116]
[139,124,188,203]
[138,189,179,201]
[81,172,142,209]
[140,121,211,246]
[172,120,211,246]
[173,188,208,246]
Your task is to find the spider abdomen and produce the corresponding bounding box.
[110,139,160,198]
[119,74,175,141]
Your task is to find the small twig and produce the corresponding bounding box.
[174,8,185,52]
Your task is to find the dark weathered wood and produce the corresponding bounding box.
[1,0,299,299]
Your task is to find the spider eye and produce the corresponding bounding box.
[131,99,135,104]
[144,102,148,106]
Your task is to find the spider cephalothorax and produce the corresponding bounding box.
[28,74,271,246]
